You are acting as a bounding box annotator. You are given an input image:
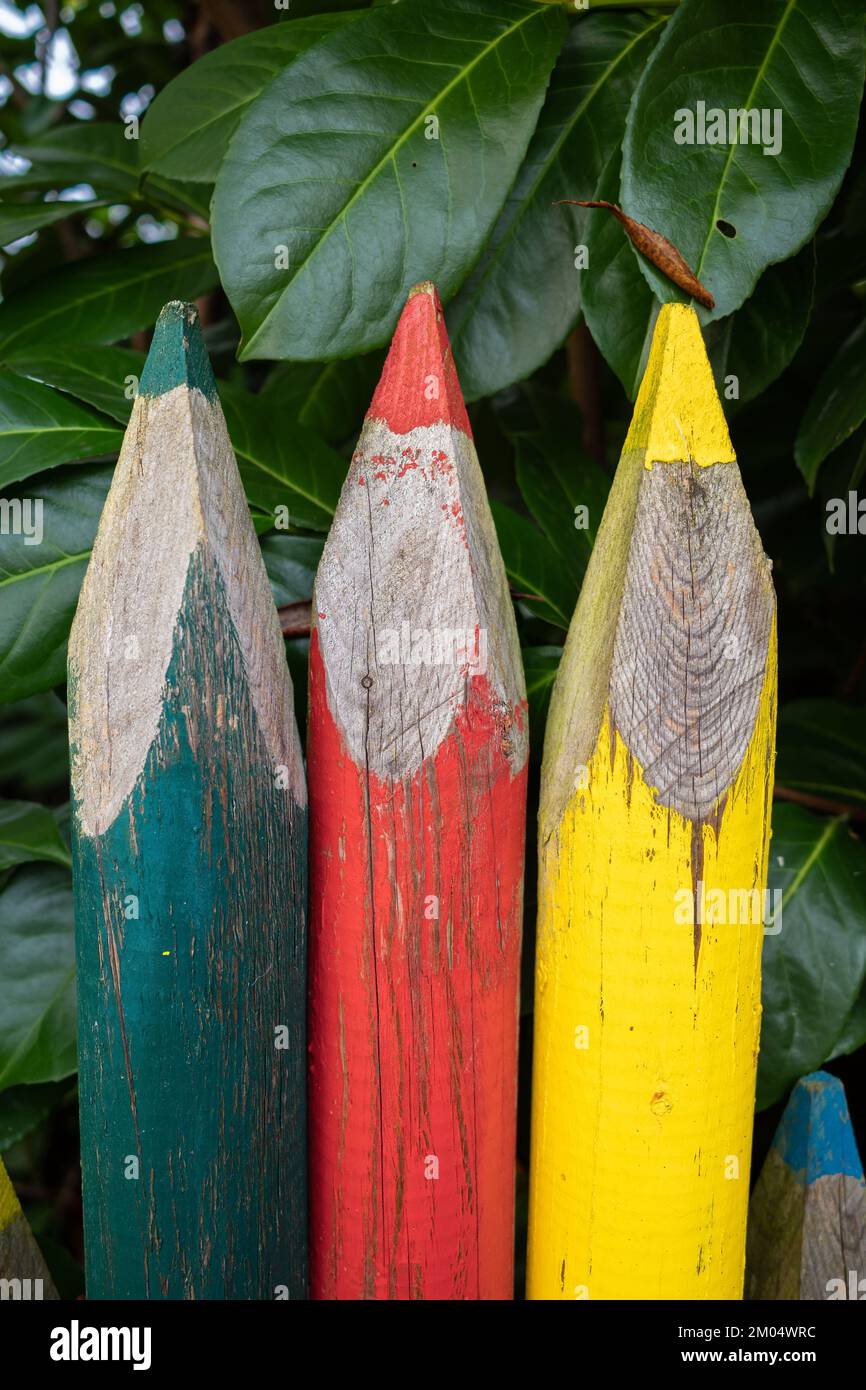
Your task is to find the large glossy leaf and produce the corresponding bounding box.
[261,534,325,606]
[0,373,121,489]
[262,354,384,446]
[0,199,106,246]
[0,124,140,198]
[522,644,562,755]
[0,465,112,705]
[0,123,210,217]
[757,806,866,1109]
[0,800,71,872]
[0,864,76,1093]
[491,499,575,629]
[621,0,865,322]
[9,345,146,425]
[705,242,815,406]
[219,385,345,531]
[0,1080,71,1151]
[141,13,363,182]
[212,0,568,361]
[583,151,817,402]
[515,429,608,584]
[795,318,866,491]
[448,12,664,401]
[0,240,219,357]
[775,699,866,809]
[0,695,69,794]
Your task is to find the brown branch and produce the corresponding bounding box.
[774,786,865,821]
[566,323,605,468]
[279,601,312,639]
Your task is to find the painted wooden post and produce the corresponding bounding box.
[307,281,528,1299]
[747,1071,866,1300]
[0,1155,58,1299]
[527,303,777,1300]
[69,301,307,1299]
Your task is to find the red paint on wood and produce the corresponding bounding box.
[307,630,526,1299]
[367,282,472,439]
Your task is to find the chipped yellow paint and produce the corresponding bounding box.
[527,302,776,1300]
[0,1156,20,1230]
[625,303,736,467]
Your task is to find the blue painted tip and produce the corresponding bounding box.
[139,300,218,403]
[773,1071,865,1184]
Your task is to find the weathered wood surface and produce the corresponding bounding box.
[0,1154,58,1299]
[527,303,777,1299]
[747,1071,866,1301]
[307,281,527,1299]
[69,301,307,1299]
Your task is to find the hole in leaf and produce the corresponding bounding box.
[716,219,737,238]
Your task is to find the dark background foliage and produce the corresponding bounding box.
[0,0,864,1295]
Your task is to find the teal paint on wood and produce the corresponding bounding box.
[138,299,218,402]
[69,302,307,1299]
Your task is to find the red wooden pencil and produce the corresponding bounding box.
[307,282,528,1299]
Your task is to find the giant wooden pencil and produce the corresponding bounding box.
[308,282,527,1299]
[0,1154,57,1299]
[527,303,777,1299]
[69,301,307,1299]
[747,1071,866,1300]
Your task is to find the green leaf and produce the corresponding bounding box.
[0,372,121,489]
[212,0,567,360]
[705,242,815,405]
[141,13,364,183]
[515,428,608,583]
[795,317,866,491]
[621,0,865,322]
[583,152,817,401]
[757,806,866,1109]
[219,386,345,532]
[0,864,76,1093]
[491,499,575,630]
[7,345,145,425]
[0,199,106,246]
[0,123,210,217]
[0,695,69,795]
[0,240,219,357]
[261,533,325,607]
[0,124,141,198]
[0,801,71,872]
[829,986,866,1060]
[261,353,383,446]
[522,644,561,754]
[448,12,664,401]
[6,351,343,530]
[0,465,112,705]
[775,699,866,809]
[0,1080,71,1151]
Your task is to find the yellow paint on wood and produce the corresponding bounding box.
[625,303,736,466]
[0,1156,21,1230]
[527,303,776,1300]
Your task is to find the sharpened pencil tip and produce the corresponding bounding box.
[139,299,218,403]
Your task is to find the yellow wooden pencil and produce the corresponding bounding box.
[527,303,777,1300]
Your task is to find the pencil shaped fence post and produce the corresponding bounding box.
[307,282,528,1299]
[747,1071,866,1300]
[0,1154,58,1299]
[527,303,777,1300]
[69,301,307,1299]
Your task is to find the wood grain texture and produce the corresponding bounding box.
[0,1154,58,1299]
[69,302,307,1299]
[528,303,776,1300]
[308,282,527,1299]
[747,1071,866,1301]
